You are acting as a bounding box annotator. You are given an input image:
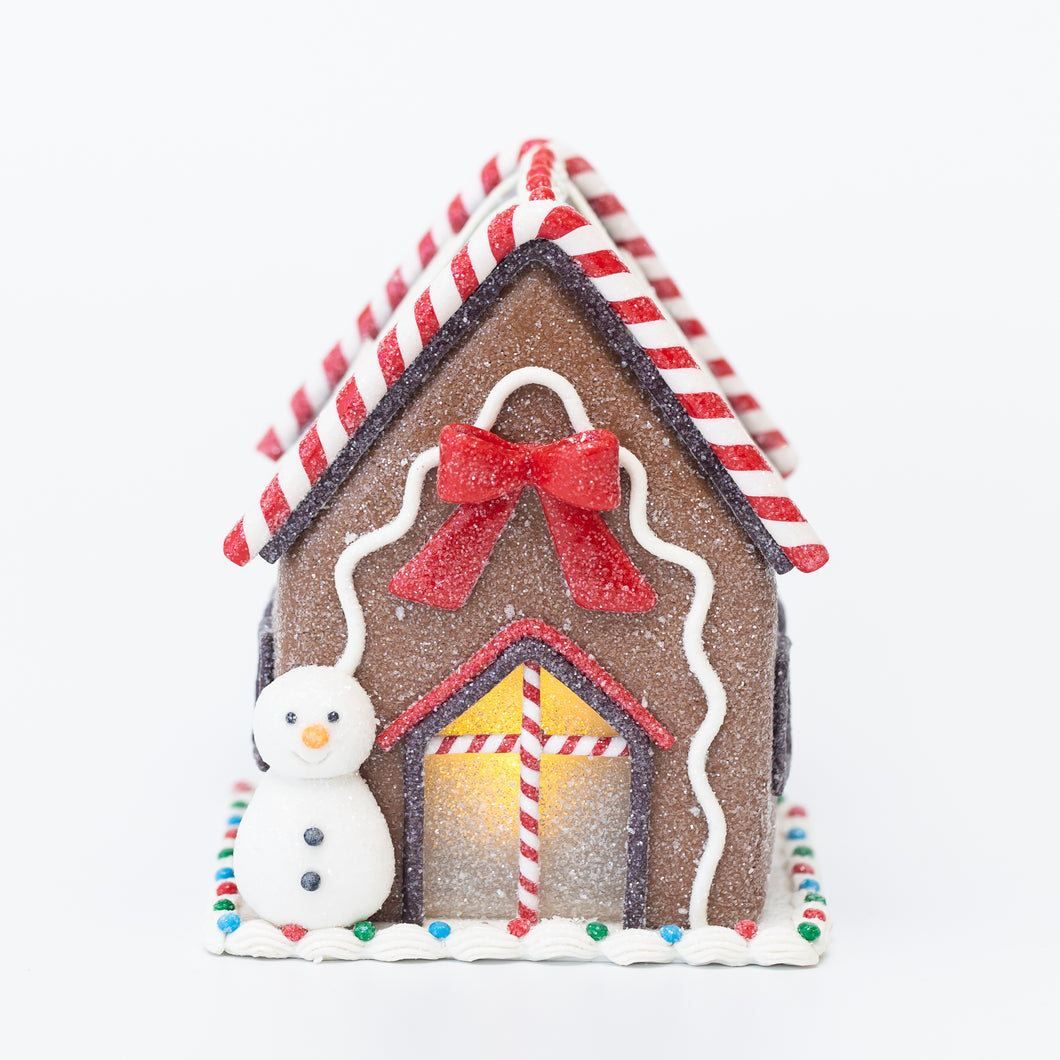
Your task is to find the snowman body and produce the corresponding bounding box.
[233,666,395,930]
[235,772,393,929]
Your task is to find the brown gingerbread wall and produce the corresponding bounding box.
[272,264,779,927]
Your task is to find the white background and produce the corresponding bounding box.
[2,1,1057,1056]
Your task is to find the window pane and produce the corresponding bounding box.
[538,756,630,920]
[540,667,619,736]
[438,666,522,736]
[423,754,520,919]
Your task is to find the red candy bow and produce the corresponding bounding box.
[389,424,657,613]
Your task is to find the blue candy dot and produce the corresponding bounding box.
[659,924,683,944]
[798,878,821,892]
[428,921,451,940]
[227,816,243,826]
[786,828,807,840]
[217,912,241,933]
[215,867,235,881]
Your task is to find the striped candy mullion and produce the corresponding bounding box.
[424,733,629,757]
[517,661,543,926]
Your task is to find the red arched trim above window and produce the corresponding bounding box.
[376,619,674,751]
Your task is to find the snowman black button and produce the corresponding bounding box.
[304,827,324,846]
[301,871,321,891]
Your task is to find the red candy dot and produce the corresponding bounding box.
[790,862,814,875]
[216,882,238,896]
[734,920,758,940]
[803,908,827,922]
[233,781,253,792]
[506,918,532,938]
[281,924,308,942]
[785,806,806,817]
[224,828,238,839]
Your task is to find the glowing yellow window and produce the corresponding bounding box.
[422,663,631,922]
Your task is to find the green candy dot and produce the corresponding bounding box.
[231,801,248,809]
[792,845,815,858]
[803,893,827,905]
[352,921,375,942]
[213,899,236,911]
[586,922,609,941]
[217,848,234,859]
[777,795,786,804]
[797,922,822,942]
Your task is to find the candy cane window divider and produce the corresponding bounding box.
[401,653,655,929]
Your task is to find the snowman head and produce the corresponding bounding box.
[253,666,377,779]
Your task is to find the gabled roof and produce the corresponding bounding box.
[225,142,828,574]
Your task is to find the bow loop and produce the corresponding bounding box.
[438,424,529,503]
[530,430,620,511]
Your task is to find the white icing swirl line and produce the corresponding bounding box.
[329,366,728,924]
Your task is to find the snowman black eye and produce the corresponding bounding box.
[285,712,297,724]
[327,711,339,723]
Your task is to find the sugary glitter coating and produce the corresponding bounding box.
[212,141,832,962]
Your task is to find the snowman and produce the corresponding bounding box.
[234,666,395,931]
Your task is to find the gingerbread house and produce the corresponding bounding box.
[214,141,830,964]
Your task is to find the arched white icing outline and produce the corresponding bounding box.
[331,366,727,928]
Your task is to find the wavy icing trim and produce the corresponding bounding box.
[206,795,828,966]
[329,367,728,920]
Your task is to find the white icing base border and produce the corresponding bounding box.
[205,798,830,967]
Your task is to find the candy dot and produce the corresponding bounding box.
[734,920,758,940]
[215,867,234,881]
[428,921,451,940]
[224,828,238,839]
[799,878,821,892]
[786,828,807,841]
[304,827,324,846]
[300,871,321,891]
[217,912,240,933]
[230,801,248,809]
[281,923,307,942]
[797,922,822,942]
[803,908,827,922]
[659,924,683,944]
[227,816,243,826]
[233,781,252,792]
[792,845,814,858]
[217,848,234,860]
[352,921,375,942]
[507,918,532,938]
[803,893,827,905]
[790,862,814,875]
[213,899,236,911]
[786,806,806,817]
[216,882,238,896]
[586,922,609,941]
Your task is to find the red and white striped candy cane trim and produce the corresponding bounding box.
[226,153,827,574]
[425,733,629,756]
[255,140,549,460]
[517,661,542,925]
[563,154,797,478]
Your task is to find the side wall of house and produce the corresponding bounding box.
[271,265,779,927]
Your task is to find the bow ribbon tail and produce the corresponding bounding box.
[388,492,523,610]
[536,491,658,613]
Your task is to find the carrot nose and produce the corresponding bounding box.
[301,724,329,749]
